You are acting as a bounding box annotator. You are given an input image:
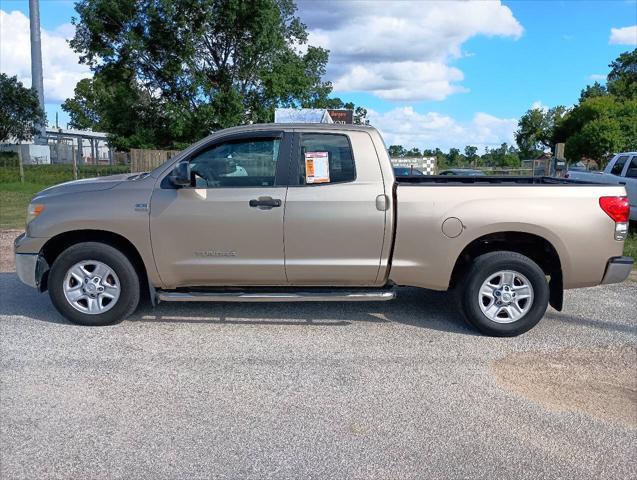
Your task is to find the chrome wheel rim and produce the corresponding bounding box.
[478,270,534,323]
[62,260,120,315]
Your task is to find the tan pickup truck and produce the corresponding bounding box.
[14,124,633,336]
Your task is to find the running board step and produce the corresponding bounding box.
[156,289,396,303]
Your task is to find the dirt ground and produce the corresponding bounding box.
[1,230,21,272]
[492,345,637,426]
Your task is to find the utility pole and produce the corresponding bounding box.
[29,0,46,144]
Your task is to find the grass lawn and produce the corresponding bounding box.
[0,182,48,229]
[1,162,129,229]
[624,232,637,260]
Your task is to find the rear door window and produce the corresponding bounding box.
[625,156,637,178]
[297,133,355,185]
[610,156,629,176]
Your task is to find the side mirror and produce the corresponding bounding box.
[170,161,191,187]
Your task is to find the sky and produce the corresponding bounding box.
[1,0,636,151]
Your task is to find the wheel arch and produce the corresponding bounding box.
[39,230,151,301]
[449,231,563,311]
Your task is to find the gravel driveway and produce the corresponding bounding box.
[1,235,636,479]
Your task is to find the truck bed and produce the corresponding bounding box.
[390,176,627,292]
[395,175,598,185]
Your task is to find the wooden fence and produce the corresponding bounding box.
[130,148,180,172]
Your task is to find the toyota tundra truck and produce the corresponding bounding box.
[14,124,634,336]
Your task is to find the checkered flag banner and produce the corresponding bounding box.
[390,157,437,175]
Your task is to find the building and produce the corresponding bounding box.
[0,143,52,164]
[0,127,114,165]
[45,127,112,164]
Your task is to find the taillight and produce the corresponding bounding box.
[599,196,630,222]
[599,196,630,240]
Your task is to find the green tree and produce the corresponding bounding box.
[464,145,478,166]
[0,74,46,142]
[481,147,495,167]
[520,50,637,166]
[515,106,566,158]
[405,147,422,157]
[557,96,637,164]
[502,144,521,168]
[66,0,334,149]
[344,101,370,125]
[388,145,407,157]
[62,67,171,149]
[607,49,637,100]
[446,148,462,166]
[482,143,520,168]
[352,106,369,125]
[579,81,607,103]
[493,143,512,167]
[432,148,446,166]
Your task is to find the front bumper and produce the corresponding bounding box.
[15,253,39,288]
[14,233,49,290]
[601,256,634,285]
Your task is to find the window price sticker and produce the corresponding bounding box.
[305,151,330,184]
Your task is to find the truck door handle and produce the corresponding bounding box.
[619,181,626,185]
[249,197,282,209]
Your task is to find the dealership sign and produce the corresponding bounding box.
[327,109,354,124]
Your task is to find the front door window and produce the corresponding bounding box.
[190,138,281,188]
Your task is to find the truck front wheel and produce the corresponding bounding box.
[48,242,140,326]
[461,251,549,336]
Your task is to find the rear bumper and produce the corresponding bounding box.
[601,256,634,284]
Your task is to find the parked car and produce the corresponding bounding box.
[15,124,633,336]
[567,163,590,172]
[439,168,486,176]
[393,166,424,176]
[565,152,637,221]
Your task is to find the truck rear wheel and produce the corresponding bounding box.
[48,242,140,326]
[461,251,549,336]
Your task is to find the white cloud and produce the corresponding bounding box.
[368,107,517,151]
[333,62,467,101]
[588,74,606,81]
[609,25,637,45]
[531,100,548,112]
[298,0,523,102]
[0,9,90,103]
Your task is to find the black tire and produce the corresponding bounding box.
[461,251,549,337]
[48,242,140,326]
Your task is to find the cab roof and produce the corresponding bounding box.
[211,123,377,134]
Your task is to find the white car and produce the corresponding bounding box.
[566,152,637,221]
